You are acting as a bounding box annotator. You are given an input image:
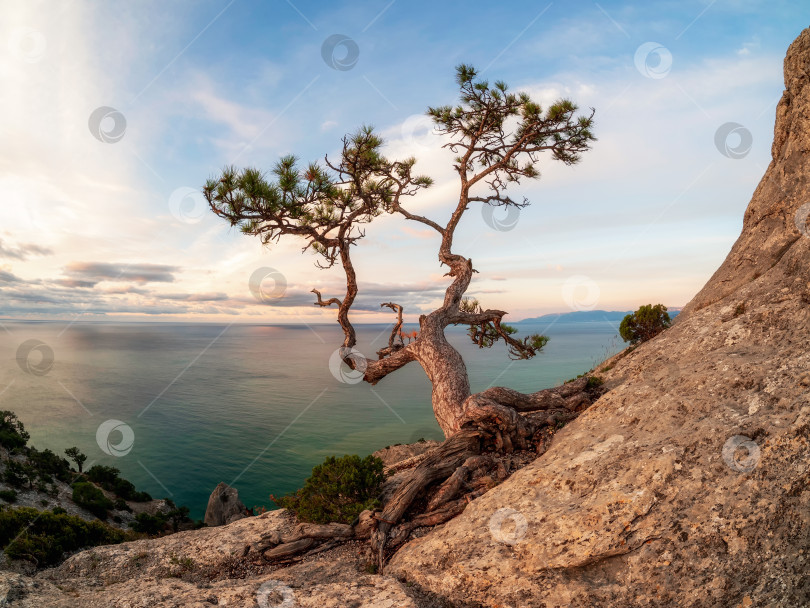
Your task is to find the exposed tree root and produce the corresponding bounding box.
[257,375,603,572]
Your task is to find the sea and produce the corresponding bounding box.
[0,320,622,519]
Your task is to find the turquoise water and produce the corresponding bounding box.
[0,320,621,519]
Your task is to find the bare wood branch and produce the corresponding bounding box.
[378,302,404,357]
[311,289,341,307]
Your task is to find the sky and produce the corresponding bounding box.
[1,0,808,324]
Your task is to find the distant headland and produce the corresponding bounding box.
[517,308,682,324]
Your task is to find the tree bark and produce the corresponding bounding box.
[411,319,471,436]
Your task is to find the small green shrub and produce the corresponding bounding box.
[3,460,35,489]
[129,512,168,535]
[84,465,151,502]
[0,412,30,450]
[169,553,195,571]
[272,454,385,524]
[0,489,18,503]
[28,448,71,483]
[72,482,114,520]
[166,504,191,532]
[586,376,603,389]
[619,304,672,345]
[85,465,120,486]
[64,447,87,473]
[0,506,127,567]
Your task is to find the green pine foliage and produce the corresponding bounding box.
[460,297,550,359]
[71,482,114,520]
[85,465,152,502]
[128,500,193,535]
[273,454,386,524]
[129,512,167,535]
[64,447,87,473]
[27,449,72,483]
[0,411,30,450]
[619,304,672,345]
[0,506,128,567]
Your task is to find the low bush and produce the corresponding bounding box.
[72,482,114,520]
[28,449,72,483]
[0,506,127,567]
[3,460,35,489]
[619,304,672,345]
[129,512,168,535]
[272,454,386,524]
[0,412,30,450]
[0,489,18,503]
[85,465,119,486]
[85,465,151,502]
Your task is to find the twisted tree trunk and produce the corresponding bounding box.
[410,318,471,436]
[258,375,604,572]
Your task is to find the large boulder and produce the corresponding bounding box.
[387,27,810,608]
[203,482,248,527]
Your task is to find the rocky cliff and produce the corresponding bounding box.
[387,28,810,607]
[3,26,810,608]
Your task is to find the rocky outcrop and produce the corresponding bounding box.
[679,28,810,319]
[387,27,810,607]
[0,510,419,607]
[203,482,247,527]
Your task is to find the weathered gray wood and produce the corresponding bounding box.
[262,538,315,560]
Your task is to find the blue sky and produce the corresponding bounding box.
[1,1,808,323]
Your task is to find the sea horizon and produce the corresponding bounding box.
[1,319,623,519]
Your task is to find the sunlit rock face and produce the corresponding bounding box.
[387,27,810,608]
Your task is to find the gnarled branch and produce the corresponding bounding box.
[377,302,405,358]
[311,289,341,307]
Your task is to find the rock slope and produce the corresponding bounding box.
[387,27,810,607]
[1,510,420,607]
